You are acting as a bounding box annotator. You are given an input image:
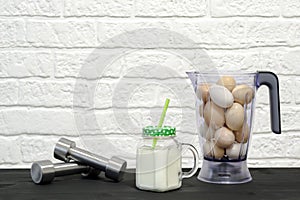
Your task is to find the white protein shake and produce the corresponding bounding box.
[136,145,181,192]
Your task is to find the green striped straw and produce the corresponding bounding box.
[152,98,170,149]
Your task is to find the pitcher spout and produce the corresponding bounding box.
[186,71,199,92]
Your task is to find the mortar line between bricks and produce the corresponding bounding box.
[0,131,198,137]
[0,105,196,110]
[2,15,300,20]
[2,45,300,51]
[2,46,300,52]
[0,74,297,81]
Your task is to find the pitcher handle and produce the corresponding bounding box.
[256,71,281,134]
[181,143,199,179]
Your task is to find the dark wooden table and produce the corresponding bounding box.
[0,169,299,200]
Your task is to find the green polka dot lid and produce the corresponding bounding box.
[143,126,176,137]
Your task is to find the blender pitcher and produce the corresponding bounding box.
[187,71,281,184]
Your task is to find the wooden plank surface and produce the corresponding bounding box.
[0,169,300,200]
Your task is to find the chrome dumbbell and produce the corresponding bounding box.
[31,160,101,184]
[54,138,127,182]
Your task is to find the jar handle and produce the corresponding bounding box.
[256,71,281,134]
[181,143,199,179]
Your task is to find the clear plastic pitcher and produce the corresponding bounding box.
[187,71,281,184]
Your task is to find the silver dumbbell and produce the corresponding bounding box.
[31,160,101,184]
[54,138,127,182]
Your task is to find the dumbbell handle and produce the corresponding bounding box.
[53,162,89,176]
[68,147,109,171]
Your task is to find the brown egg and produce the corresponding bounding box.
[203,140,224,159]
[234,123,250,143]
[217,76,236,92]
[225,103,244,131]
[196,84,210,102]
[203,101,225,129]
[213,143,225,159]
[215,127,235,148]
[232,85,254,105]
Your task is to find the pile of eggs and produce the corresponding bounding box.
[197,76,254,160]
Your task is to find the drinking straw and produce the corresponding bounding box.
[152,98,170,149]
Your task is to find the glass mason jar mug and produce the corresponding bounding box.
[136,126,199,192]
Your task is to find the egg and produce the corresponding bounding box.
[217,76,236,91]
[203,101,225,129]
[226,142,246,160]
[234,123,250,143]
[215,127,235,148]
[225,103,244,131]
[209,85,234,108]
[203,140,224,159]
[232,85,254,105]
[196,84,210,102]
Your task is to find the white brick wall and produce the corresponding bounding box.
[0,0,299,169]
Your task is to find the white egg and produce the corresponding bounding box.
[203,101,225,129]
[209,85,234,108]
[232,84,254,105]
[225,103,245,131]
[215,127,235,148]
[226,142,247,159]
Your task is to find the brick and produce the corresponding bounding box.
[249,132,300,159]
[282,0,300,17]
[0,80,18,105]
[211,0,280,17]
[247,158,300,167]
[135,0,206,17]
[18,80,75,107]
[0,51,53,78]
[0,109,27,134]
[0,20,26,47]
[26,20,97,47]
[280,106,300,131]
[94,77,195,109]
[209,51,262,71]
[0,108,77,135]
[0,136,22,164]
[20,135,69,163]
[0,0,62,16]
[246,20,300,47]
[55,49,211,78]
[64,0,133,17]
[282,50,300,75]
[97,20,247,48]
[249,133,286,158]
[55,51,92,78]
